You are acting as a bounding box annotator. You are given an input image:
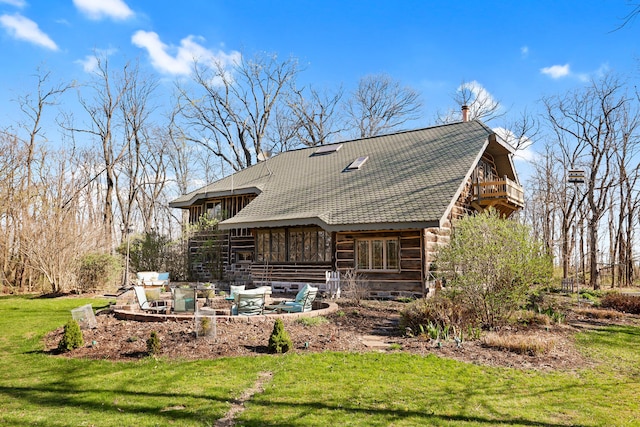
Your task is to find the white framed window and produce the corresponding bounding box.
[356,238,399,271]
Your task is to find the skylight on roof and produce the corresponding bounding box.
[313,144,343,155]
[346,156,369,170]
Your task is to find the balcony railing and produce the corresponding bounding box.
[472,177,524,208]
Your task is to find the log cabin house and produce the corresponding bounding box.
[169,119,524,297]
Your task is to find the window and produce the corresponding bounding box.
[206,201,222,219]
[356,238,399,271]
[255,228,332,263]
[313,144,342,155]
[347,156,369,170]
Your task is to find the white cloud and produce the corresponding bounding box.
[75,48,117,73]
[540,64,570,79]
[514,146,538,163]
[0,0,26,7]
[520,46,529,57]
[73,0,134,20]
[457,80,501,118]
[131,30,241,76]
[0,13,58,50]
[76,55,98,72]
[493,127,538,163]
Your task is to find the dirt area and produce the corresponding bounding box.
[44,297,639,371]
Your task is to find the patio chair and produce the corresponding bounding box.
[231,291,266,316]
[133,285,168,313]
[228,284,246,300]
[276,284,318,313]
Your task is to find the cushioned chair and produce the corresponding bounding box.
[231,291,266,316]
[136,271,170,288]
[277,284,318,313]
[133,285,168,313]
[228,284,246,300]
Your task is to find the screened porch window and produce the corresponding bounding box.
[356,238,399,271]
[255,228,332,263]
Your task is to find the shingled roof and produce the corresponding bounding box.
[170,120,510,232]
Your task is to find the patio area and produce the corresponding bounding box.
[111,285,339,323]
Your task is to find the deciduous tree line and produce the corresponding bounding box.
[524,74,640,289]
[0,52,423,294]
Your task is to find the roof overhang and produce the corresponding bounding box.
[218,216,440,233]
[440,136,491,225]
[168,186,261,209]
[487,132,516,155]
[487,133,520,184]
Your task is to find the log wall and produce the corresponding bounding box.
[335,230,424,297]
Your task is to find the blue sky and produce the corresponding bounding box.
[1,0,639,170]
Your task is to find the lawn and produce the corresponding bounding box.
[0,296,638,426]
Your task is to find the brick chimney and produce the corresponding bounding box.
[461,105,469,122]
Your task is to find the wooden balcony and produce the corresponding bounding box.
[471,177,524,217]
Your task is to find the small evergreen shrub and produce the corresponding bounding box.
[58,319,84,352]
[146,331,161,355]
[600,293,640,314]
[268,319,293,354]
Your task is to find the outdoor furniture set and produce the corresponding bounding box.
[133,282,319,317]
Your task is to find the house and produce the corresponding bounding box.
[169,118,524,297]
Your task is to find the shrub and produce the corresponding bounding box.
[58,319,84,352]
[268,319,293,354]
[76,253,122,293]
[124,232,162,273]
[600,293,640,314]
[146,331,161,355]
[399,293,475,338]
[435,208,553,328]
[341,268,369,305]
[517,310,551,327]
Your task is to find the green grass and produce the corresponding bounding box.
[0,296,639,426]
[296,315,329,326]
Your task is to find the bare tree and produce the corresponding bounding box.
[498,109,540,151]
[177,52,299,171]
[345,73,422,138]
[610,2,640,31]
[15,68,74,189]
[115,61,158,240]
[283,85,345,147]
[70,55,128,249]
[0,69,73,292]
[544,75,633,289]
[19,148,103,293]
[137,126,169,234]
[436,80,504,124]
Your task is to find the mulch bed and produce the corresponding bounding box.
[44,298,639,371]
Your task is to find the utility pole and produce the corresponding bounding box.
[121,225,132,287]
[568,169,585,302]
